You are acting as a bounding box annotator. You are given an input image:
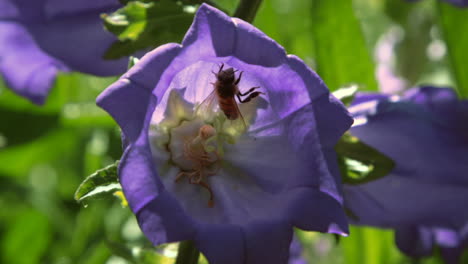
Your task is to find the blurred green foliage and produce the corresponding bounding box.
[437,1,468,98]
[0,0,465,263]
[311,0,378,91]
[102,0,194,59]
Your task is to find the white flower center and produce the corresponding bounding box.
[149,89,252,207]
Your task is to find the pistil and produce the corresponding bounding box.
[174,125,220,207]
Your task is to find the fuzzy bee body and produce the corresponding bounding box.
[197,63,262,127]
[217,93,240,120]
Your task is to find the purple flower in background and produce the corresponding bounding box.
[98,4,352,264]
[0,0,129,104]
[344,86,468,262]
[407,0,468,7]
[396,224,468,264]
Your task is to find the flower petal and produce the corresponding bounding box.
[286,187,348,235]
[182,3,236,59]
[119,144,162,213]
[351,99,468,186]
[312,93,354,148]
[136,190,196,245]
[195,224,245,264]
[243,220,293,264]
[97,79,154,142]
[232,18,286,67]
[0,22,68,104]
[29,11,128,76]
[44,0,120,19]
[97,44,181,141]
[344,177,468,228]
[395,226,434,257]
[404,86,468,132]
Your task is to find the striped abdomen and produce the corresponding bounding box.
[218,97,239,120]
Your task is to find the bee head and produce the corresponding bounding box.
[217,68,236,83]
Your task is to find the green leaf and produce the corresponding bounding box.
[175,240,200,264]
[255,0,315,64]
[332,84,358,106]
[74,161,121,203]
[336,133,394,185]
[437,2,468,98]
[311,0,377,91]
[128,56,140,69]
[102,0,194,59]
[1,209,51,264]
[341,226,405,264]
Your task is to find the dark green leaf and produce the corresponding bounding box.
[175,240,200,264]
[336,133,394,185]
[102,0,194,59]
[74,161,121,203]
[311,0,377,91]
[0,107,58,147]
[437,2,468,98]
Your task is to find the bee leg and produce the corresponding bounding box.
[212,63,224,75]
[238,86,260,96]
[235,71,243,85]
[238,91,264,103]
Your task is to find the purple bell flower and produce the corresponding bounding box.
[344,86,468,262]
[0,0,128,104]
[97,4,352,264]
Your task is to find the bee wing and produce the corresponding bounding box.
[195,90,219,122]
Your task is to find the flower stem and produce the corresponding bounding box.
[234,0,263,23]
[175,240,200,264]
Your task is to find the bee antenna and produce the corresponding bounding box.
[218,63,224,72]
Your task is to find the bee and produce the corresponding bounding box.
[197,63,263,129]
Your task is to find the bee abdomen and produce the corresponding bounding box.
[219,98,239,120]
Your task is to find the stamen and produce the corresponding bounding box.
[174,125,219,207]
